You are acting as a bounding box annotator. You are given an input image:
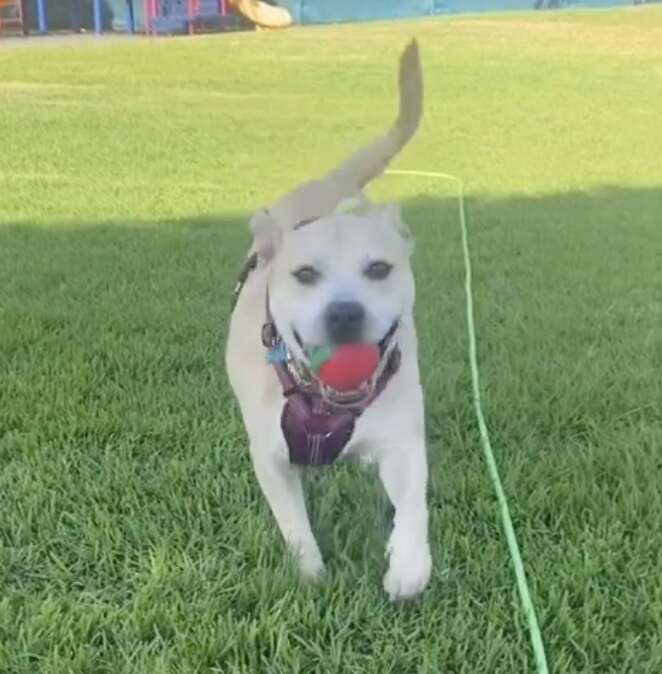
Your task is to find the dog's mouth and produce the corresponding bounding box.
[285,320,400,406]
[292,322,398,355]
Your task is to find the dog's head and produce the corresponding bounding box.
[248,40,422,358]
[255,202,414,354]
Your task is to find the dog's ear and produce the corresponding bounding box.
[379,202,414,252]
[250,209,282,262]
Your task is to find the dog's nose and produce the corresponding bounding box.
[325,301,366,344]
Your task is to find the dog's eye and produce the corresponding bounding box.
[292,266,321,285]
[364,261,393,281]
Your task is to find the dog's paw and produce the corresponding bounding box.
[383,539,432,601]
[291,542,325,580]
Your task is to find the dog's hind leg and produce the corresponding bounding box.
[251,447,324,579]
[377,436,432,600]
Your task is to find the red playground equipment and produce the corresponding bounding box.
[144,0,291,34]
[144,0,229,34]
[0,0,25,33]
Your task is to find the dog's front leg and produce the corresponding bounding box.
[251,448,324,579]
[378,437,432,600]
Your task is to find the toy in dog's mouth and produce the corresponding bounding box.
[306,343,380,392]
[283,322,400,405]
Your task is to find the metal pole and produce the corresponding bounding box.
[126,0,135,33]
[37,0,47,33]
[93,0,102,33]
[20,0,30,35]
[187,0,194,34]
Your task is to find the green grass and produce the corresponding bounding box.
[1,7,662,673]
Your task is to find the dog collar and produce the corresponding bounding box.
[262,299,400,467]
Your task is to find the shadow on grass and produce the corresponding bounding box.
[1,183,660,467]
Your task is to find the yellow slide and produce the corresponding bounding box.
[229,0,292,29]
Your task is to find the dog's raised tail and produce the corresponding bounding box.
[257,41,422,232]
[326,39,422,191]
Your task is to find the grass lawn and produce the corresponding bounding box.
[1,6,662,673]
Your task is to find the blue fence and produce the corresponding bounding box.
[277,0,641,24]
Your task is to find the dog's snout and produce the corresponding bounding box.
[325,301,365,344]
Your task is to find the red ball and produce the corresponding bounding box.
[317,343,380,392]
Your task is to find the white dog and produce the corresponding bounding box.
[225,41,431,600]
